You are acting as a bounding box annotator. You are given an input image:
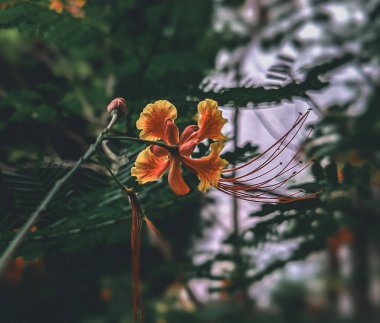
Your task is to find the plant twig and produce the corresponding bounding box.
[232,106,241,258]
[95,149,133,194]
[183,279,204,309]
[102,140,119,163]
[0,112,120,277]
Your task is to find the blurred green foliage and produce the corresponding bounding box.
[0,0,380,322]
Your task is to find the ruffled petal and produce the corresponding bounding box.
[131,146,169,184]
[136,100,177,141]
[196,99,227,142]
[168,156,190,195]
[181,142,229,193]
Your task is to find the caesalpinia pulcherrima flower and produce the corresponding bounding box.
[131,99,229,195]
[106,98,316,323]
[131,100,317,203]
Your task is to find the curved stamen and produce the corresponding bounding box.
[223,111,309,181]
[222,111,308,174]
[217,110,315,204]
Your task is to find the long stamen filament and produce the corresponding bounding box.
[217,110,316,204]
[222,111,308,173]
[223,111,309,180]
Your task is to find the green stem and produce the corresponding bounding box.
[105,135,177,152]
[0,112,119,277]
[96,150,133,195]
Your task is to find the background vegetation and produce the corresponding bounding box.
[0,0,379,322]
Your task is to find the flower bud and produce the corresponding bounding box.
[107,97,127,116]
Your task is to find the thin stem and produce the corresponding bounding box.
[183,279,204,309]
[231,106,248,302]
[232,106,240,257]
[96,150,133,195]
[105,135,178,152]
[0,112,119,278]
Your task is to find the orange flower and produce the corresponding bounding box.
[66,0,86,18]
[49,0,64,13]
[131,99,228,195]
[49,0,86,18]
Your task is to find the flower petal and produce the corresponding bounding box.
[151,145,170,157]
[168,157,190,195]
[179,125,199,145]
[196,99,227,142]
[131,146,169,184]
[136,100,177,141]
[179,139,198,157]
[164,119,179,145]
[181,142,229,193]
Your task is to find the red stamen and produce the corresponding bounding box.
[224,111,309,181]
[222,111,308,174]
[217,110,316,203]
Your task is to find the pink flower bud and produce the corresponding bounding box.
[107,97,126,115]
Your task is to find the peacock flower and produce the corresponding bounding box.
[132,99,317,202]
[131,99,228,195]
